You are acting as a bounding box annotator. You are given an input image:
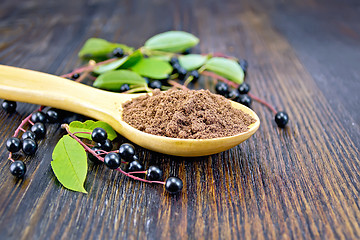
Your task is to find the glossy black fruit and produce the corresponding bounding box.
[238,59,248,72]
[72,73,80,80]
[10,161,26,178]
[165,177,183,194]
[46,108,61,123]
[237,83,250,94]
[119,84,130,93]
[149,80,162,89]
[31,123,46,140]
[96,139,113,152]
[228,89,240,101]
[146,166,163,181]
[237,94,252,108]
[21,131,36,141]
[91,128,107,143]
[177,67,187,80]
[31,111,47,123]
[104,153,121,169]
[112,48,124,58]
[170,57,179,66]
[127,160,144,172]
[22,139,37,155]
[6,137,22,153]
[2,100,17,113]
[88,147,104,164]
[275,111,289,128]
[215,82,229,96]
[189,70,200,82]
[182,48,191,55]
[119,143,135,161]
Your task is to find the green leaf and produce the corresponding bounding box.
[144,31,199,53]
[131,58,172,79]
[204,57,244,84]
[51,135,88,193]
[93,57,128,74]
[119,50,143,69]
[93,50,143,75]
[151,55,171,62]
[78,38,133,59]
[93,70,146,91]
[178,54,208,71]
[69,120,117,141]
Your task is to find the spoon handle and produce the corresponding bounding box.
[0,65,122,119]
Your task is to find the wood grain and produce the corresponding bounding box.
[0,0,359,239]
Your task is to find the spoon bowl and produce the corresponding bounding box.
[0,65,260,156]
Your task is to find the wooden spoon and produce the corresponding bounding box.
[0,65,260,157]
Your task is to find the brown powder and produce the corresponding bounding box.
[122,89,256,139]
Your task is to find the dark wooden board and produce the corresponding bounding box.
[0,0,359,239]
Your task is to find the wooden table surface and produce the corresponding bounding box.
[1,0,359,239]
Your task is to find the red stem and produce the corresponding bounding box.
[62,124,165,185]
[13,113,33,137]
[115,168,165,185]
[62,124,104,161]
[200,71,278,114]
[201,71,239,88]
[248,93,277,114]
[60,58,117,78]
[168,80,189,90]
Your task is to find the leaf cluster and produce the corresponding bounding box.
[78,31,244,91]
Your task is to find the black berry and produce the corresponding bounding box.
[104,153,121,169]
[91,128,107,143]
[170,57,179,66]
[215,82,229,96]
[228,89,240,101]
[189,70,200,82]
[30,122,46,140]
[119,143,135,161]
[149,80,162,89]
[146,166,163,181]
[127,160,144,172]
[237,94,252,108]
[119,84,130,93]
[238,59,248,72]
[21,131,36,141]
[165,177,183,194]
[182,49,191,55]
[46,108,61,123]
[72,73,80,80]
[112,48,124,58]
[177,66,187,81]
[6,137,22,153]
[275,111,289,128]
[237,83,250,94]
[88,147,104,164]
[22,139,37,155]
[31,111,47,123]
[143,77,150,84]
[2,100,17,113]
[96,139,113,152]
[10,161,26,178]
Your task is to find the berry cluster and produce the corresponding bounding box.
[208,61,289,128]
[84,127,183,194]
[170,57,200,83]
[4,107,64,178]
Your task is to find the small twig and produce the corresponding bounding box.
[62,124,165,185]
[168,80,189,90]
[61,58,117,78]
[201,71,278,114]
[248,93,277,114]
